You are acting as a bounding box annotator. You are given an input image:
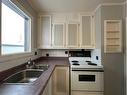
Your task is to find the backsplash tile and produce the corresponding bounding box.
[41,49,68,57]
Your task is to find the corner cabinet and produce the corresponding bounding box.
[52,23,65,48]
[52,67,69,95]
[38,15,52,49]
[104,20,122,53]
[66,23,79,48]
[80,15,95,49]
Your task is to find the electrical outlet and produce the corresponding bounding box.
[96,56,99,60]
[34,51,38,55]
[65,51,68,54]
[46,53,49,57]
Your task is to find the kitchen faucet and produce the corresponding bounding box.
[26,58,35,69]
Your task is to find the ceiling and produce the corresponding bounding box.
[27,0,124,13]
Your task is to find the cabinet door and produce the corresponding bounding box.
[42,76,52,95]
[80,16,95,49]
[52,67,69,95]
[67,23,79,48]
[52,23,65,48]
[71,91,103,95]
[38,15,51,49]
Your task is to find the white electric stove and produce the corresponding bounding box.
[69,57,104,95]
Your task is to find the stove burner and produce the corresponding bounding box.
[72,63,80,65]
[88,62,97,66]
[71,60,80,65]
[85,61,91,63]
[72,61,79,63]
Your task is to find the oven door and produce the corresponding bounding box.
[71,70,104,91]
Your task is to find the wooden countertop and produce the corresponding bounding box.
[0,57,70,95]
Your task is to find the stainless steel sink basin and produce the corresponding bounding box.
[4,69,43,84]
[3,64,49,84]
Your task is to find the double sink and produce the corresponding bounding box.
[3,64,49,84]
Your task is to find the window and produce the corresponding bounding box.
[1,0,31,55]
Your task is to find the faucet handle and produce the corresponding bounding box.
[28,58,32,64]
[26,58,32,69]
[27,60,31,65]
[33,61,35,65]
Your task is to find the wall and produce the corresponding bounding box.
[95,4,125,95]
[101,5,124,95]
[0,0,41,71]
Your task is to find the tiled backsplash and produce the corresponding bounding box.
[41,49,102,65]
[41,49,68,57]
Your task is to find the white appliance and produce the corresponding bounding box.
[69,57,104,95]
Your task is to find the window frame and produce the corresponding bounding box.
[1,0,32,56]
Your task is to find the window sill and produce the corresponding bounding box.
[0,52,33,63]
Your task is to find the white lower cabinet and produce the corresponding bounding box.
[52,67,69,95]
[42,76,52,95]
[42,66,69,95]
[71,91,103,95]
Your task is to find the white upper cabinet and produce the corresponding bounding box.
[67,13,80,23]
[52,14,66,23]
[37,13,95,49]
[66,23,79,48]
[80,15,95,49]
[38,15,52,49]
[52,23,65,48]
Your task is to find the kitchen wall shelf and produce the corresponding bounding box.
[104,20,122,53]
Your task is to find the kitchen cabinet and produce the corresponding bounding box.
[42,76,52,95]
[104,20,122,53]
[67,13,80,22]
[66,15,95,49]
[66,23,79,48]
[52,14,66,23]
[52,23,65,48]
[80,15,95,49]
[37,14,95,49]
[38,15,52,49]
[52,67,69,95]
[71,91,103,95]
